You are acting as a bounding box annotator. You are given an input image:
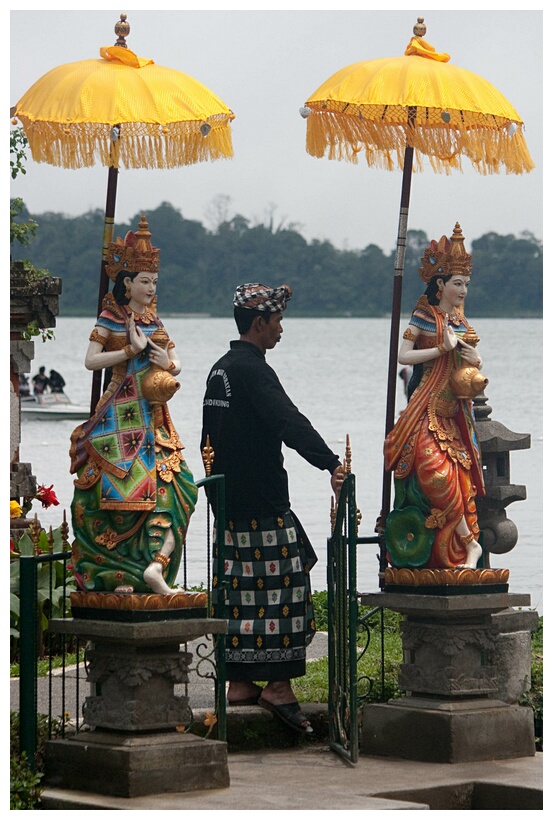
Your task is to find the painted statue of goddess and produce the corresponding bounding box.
[384,223,488,571]
[69,215,197,594]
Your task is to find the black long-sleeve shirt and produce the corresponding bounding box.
[201,340,341,519]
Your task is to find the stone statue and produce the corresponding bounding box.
[384,223,487,571]
[69,215,197,594]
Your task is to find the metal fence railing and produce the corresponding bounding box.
[327,472,387,764]
[17,526,74,768]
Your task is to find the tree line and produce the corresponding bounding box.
[11,201,542,318]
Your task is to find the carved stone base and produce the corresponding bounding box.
[359,591,535,762]
[46,617,229,795]
[361,698,535,763]
[45,730,229,797]
[83,643,194,731]
[399,617,499,696]
[48,617,227,733]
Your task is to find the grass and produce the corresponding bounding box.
[10,650,85,679]
[293,593,404,704]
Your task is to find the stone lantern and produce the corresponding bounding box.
[473,391,539,706]
[473,391,531,564]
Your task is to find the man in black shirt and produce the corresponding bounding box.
[201,283,343,734]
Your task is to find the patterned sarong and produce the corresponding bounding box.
[214,510,316,681]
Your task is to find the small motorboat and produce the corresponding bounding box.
[21,392,90,421]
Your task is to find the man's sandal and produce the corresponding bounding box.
[258,696,313,734]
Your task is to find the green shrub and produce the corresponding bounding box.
[520,616,543,751]
[10,526,76,662]
[10,711,67,807]
[311,589,330,630]
[10,752,43,810]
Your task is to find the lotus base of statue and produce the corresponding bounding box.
[383,566,509,594]
[70,589,208,621]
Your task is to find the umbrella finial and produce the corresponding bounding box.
[413,17,426,38]
[114,13,130,49]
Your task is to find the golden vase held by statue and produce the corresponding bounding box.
[449,327,488,400]
[141,329,180,404]
[449,365,488,400]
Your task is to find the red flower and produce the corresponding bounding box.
[36,484,60,509]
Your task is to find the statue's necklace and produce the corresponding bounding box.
[125,305,155,325]
[436,304,462,326]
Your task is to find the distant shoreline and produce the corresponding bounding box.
[54,312,544,320]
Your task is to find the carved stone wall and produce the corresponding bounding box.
[83,644,194,731]
[9,261,61,502]
[10,261,62,335]
[400,618,498,696]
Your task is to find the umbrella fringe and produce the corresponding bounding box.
[18,118,234,169]
[305,112,534,174]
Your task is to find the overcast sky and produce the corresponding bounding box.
[9,5,543,255]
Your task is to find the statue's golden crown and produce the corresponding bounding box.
[419,222,472,284]
[104,214,160,282]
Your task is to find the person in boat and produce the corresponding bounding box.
[32,366,50,396]
[48,369,66,393]
[19,373,31,398]
[398,365,413,401]
[384,223,486,571]
[201,282,344,734]
[69,215,197,594]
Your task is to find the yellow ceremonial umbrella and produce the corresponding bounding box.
[303,24,533,176]
[301,16,534,541]
[12,13,235,410]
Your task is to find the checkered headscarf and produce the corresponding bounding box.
[233,283,292,313]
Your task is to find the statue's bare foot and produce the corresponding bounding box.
[143,561,173,594]
[114,585,134,593]
[457,539,482,570]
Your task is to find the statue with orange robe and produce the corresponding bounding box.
[384,223,487,570]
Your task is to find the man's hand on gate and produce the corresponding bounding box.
[331,465,345,499]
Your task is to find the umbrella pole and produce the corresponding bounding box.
[377,143,414,581]
[90,163,119,414]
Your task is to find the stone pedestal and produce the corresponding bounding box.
[359,592,536,763]
[45,731,229,798]
[45,616,230,797]
[493,607,540,704]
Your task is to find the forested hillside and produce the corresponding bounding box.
[11,201,542,318]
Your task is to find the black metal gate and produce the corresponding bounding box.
[327,469,384,764]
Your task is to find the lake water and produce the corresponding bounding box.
[19,316,543,615]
